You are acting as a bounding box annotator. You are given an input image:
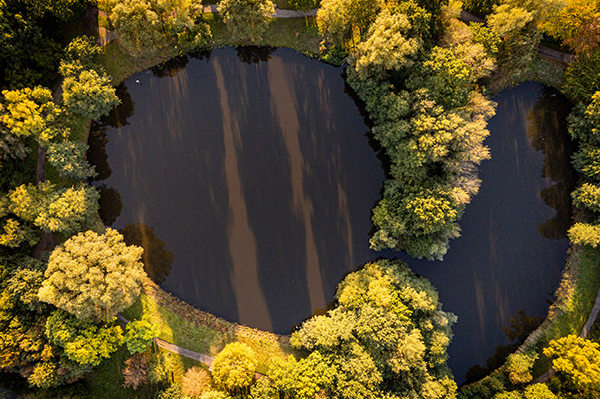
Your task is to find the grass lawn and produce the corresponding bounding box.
[121,280,295,375]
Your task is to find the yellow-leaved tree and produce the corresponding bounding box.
[38,228,146,322]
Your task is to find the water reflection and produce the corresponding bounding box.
[87,124,112,181]
[120,223,174,284]
[526,86,577,240]
[464,310,543,384]
[236,46,275,64]
[101,84,135,129]
[151,55,190,78]
[97,184,123,226]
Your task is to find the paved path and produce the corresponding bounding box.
[117,314,265,379]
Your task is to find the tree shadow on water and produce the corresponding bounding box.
[150,55,190,78]
[120,223,174,285]
[97,184,123,227]
[526,86,577,240]
[236,46,275,64]
[463,309,543,385]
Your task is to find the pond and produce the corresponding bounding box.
[88,48,576,383]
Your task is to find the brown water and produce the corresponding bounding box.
[89,49,576,382]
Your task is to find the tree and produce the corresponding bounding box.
[543,335,600,392]
[110,0,163,55]
[8,182,100,235]
[564,51,600,104]
[572,183,600,212]
[523,384,557,399]
[110,0,211,55]
[123,352,151,389]
[542,0,600,54]
[182,366,211,397]
[316,0,382,47]
[45,309,123,366]
[62,69,120,120]
[407,47,475,110]
[38,228,146,322]
[442,19,497,80]
[288,0,318,12]
[59,35,103,78]
[568,222,600,246]
[47,140,97,180]
[573,145,600,181]
[1,87,65,143]
[354,9,423,78]
[290,259,457,398]
[505,352,537,385]
[211,342,258,394]
[217,0,274,43]
[124,315,159,354]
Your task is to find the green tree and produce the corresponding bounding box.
[354,8,423,78]
[542,0,600,54]
[38,228,146,322]
[407,46,475,110]
[110,0,163,55]
[47,140,97,180]
[45,309,123,366]
[567,91,600,144]
[124,315,160,354]
[217,0,274,43]
[573,145,600,181]
[523,384,557,399]
[59,35,103,78]
[543,335,600,392]
[211,342,258,394]
[564,51,600,104]
[505,352,538,385]
[62,69,120,120]
[290,259,457,398]
[316,0,382,47]
[8,182,100,234]
[288,0,318,12]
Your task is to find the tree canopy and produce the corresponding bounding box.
[38,228,146,322]
[217,0,274,43]
[287,259,457,398]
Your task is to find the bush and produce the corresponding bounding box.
[181,366,211,398]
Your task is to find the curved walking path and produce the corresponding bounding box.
[116,313,266,379]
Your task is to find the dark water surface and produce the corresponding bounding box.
[90,48,575,383]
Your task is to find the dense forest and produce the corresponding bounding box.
[0,0,600,398]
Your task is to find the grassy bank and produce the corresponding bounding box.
[458,245,600,397]
[100,13,321,85]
